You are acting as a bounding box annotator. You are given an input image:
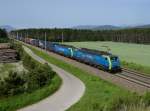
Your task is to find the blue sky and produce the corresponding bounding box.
[0,0,150,28]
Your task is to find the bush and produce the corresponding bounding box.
[16,44,57,92]
[32,63,55,86]
[0,71,26,96]
[26,63,55,92]
[10,42,23,60]
[0,29,8,43]
[0,38,9,43]
[0,43,56,97]
[22,53,38,70]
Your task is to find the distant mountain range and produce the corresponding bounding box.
[133,24,150,29]
[0,25,15,32]
[72,24,150,30]
[1,24,150,32]
[72,25,120,30]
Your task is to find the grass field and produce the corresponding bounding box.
[64,41,150,67]
[28,45,150,111]
[64,41,150,74]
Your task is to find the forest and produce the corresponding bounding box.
[11,28,150,44]
[0,29,8,43]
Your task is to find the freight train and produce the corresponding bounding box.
[16,37,121,72]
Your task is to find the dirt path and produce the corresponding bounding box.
[19,46,85,111]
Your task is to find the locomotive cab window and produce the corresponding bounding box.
[110,56,117,61]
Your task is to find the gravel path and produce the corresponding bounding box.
[30,45,150,94]
[19,46,85,111]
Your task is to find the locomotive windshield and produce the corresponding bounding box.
[110,56,118,61]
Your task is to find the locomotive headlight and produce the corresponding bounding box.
[107,56,112,70]
[103,55,112,70]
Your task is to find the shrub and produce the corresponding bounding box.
[22,53,38,70]
[0,43,56,97]
[10,42,23,60]
[0,71,26,96]
[26,63,55,92]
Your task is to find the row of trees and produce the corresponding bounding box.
[0,29,8,43]
[0,29,7,37]
[11,28,150,44]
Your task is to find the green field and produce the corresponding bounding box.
[64,41,150,67]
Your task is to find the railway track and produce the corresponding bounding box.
[21,41,150,93]
[116,68,150,88]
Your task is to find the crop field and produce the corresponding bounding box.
[64,42,150,67]
[0,62,25,78]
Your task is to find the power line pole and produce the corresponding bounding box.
[62,32,63,43]
[20,33,22,40]
[17,32,18,40]
[26,32,28,43]
[36,31,39,47]
[24,32,26,42]
[45,32,47,51]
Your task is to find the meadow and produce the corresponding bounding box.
[64,41,150,74]
[64,42,150,67]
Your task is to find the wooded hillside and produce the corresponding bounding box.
[11,28,150,44]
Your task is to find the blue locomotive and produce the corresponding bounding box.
[52,44,121,72]
[16,37,121,72]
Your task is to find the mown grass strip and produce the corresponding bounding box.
[28,45,142,111]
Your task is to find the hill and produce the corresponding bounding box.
[134,24,150,28]
[72,25,120,30]
[0,25,15,32]
[72,24,150,30]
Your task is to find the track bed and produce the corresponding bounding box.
[29,44,150,94]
